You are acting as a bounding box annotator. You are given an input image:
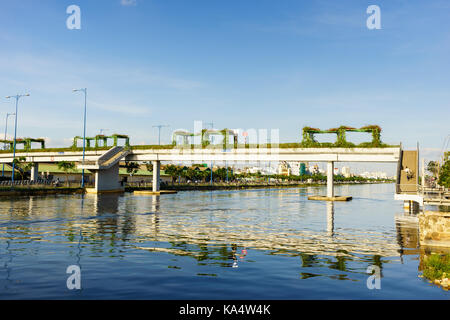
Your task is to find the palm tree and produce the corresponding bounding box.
[164,164,179,185]
[12,156,33,180]
[57,161,76,186]
[427,161,439,177]
[144,161,153,172]
[125,161,139,175]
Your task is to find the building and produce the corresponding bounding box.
[309,164,320,175]
[359,171,388,179]
[277,162,290,176]
[341,166,351,178]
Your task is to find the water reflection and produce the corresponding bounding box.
[395,212,420,258]
[0,190,405,260]
[1,185,447,298]
[327,202,334,237]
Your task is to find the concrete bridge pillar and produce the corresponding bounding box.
[30,163,39,181]
[90,163,123,193]
[152,160,160,192]
[327,161,334,198]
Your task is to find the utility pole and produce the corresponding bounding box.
[205,122,214,185]
[73,88,87,188]
[153,125,169,145]
[205,121,214,129]
[5,94,30,184]
[2,113,15,177]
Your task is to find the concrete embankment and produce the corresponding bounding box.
[419,211,450,248]
[127,181,391,192]
[0,187,83,197]
[0,181,393,196]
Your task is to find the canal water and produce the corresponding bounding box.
[0,184,448,299]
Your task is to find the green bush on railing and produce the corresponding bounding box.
[300,125,388,148]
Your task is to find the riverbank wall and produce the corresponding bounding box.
[0,181,393,197]
[419,211,450,248]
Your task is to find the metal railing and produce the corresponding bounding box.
[396,183,450,203]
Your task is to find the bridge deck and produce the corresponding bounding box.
[0,147,401,163]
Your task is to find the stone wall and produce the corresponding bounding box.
[419,211,450,248]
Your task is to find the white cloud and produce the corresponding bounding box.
[89,100,151,115]
[120,0,137,6]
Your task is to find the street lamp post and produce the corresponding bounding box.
[153,125,169,145]
[5,94,29,184]
[205,122,214,186]
[2,113,15,177]
[73,88,87,188]
[210,161,213,186]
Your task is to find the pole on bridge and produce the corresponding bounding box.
[2,113,15,178]
[5,94,29,185]
[73,88,87,188]
[210,161,213,186]
[327,161,334,198]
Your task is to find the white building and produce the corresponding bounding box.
[360,171,388,179]
[278,162,290,175]
[287,162,301,176]
[341,166,351,178]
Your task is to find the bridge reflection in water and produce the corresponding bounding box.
[72,192,403,259]
[1,187,432,284]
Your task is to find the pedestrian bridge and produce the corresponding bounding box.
[0,146,401,194]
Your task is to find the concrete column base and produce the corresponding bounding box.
[30,163,39,181]
[134,190,177,195]
[308,195,352,201]
[85,188,124,194]
[89,163,123,193]
[404,200,420,214]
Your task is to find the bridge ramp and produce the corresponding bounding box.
[397,150,419,194]
[77,146,130,170]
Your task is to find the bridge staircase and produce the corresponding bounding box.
[77,146,130,170]
[394,148,423,205]
[395,147,450,206]
[77,146,131,193]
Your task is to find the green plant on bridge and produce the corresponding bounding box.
[0,138,45,151]
[300,125,384,148]
[72,134,130,150]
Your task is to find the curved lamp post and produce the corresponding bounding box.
[153,125,169,145]
[5,94,29,184]
[2,113,15,177]
[73,88,87,188]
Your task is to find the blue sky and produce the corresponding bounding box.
[0,0,449,164]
